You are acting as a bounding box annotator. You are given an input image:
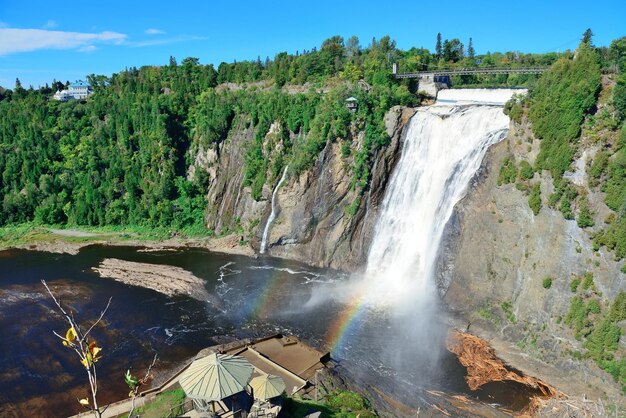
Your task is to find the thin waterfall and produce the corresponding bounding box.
[362,89,520,307]
[260,166,289,254]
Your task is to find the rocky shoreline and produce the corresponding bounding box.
[92,258,212,302]
[8,227,256,257]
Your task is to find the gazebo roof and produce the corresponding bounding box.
[345,97,358,102]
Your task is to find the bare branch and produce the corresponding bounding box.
[128,353,159,418]
[142,353,159,383]
[42,279,108,418]
[83,297,112,340]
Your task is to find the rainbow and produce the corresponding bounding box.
[245,265,370,354]
[248,268,288,319]
[324,292,368,354]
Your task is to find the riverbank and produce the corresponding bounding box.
[0,223,255,257]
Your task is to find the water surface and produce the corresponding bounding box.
[0,246,538,417]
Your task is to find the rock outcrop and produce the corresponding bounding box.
[440,118,626,405]
[198,106,415,271]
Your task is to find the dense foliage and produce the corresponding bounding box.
[0,62,217,232]
[565,282,626,392]
[0,36,421,231]
[529,43,602,178]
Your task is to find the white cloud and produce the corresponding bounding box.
[145,28,166,35]
[0,28,127,55]
[78,45,97,53]
[43,20,58,29]
[130,34,206,48]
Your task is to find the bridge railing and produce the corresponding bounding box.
[394,67,547,79]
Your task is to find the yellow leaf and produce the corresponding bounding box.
[88,342,102,362]
[79,398,89,406]
[65,327,77,342]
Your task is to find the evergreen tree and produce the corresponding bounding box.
[435,33,442,59]
[582,28,594,46]
[15,78,22,89]
[169,56,177,67]
[467,37,475,59]
[346,35,361,59]
[442,38,464,62]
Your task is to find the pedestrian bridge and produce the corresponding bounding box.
[393,67,547,79]
[392,65,547,96]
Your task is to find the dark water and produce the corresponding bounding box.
[0,246,538,417]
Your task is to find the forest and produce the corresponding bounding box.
[0,34,595,234]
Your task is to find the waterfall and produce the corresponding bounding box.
[363,89,520,306]
[260,166,289,254]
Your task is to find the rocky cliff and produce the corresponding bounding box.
[440,116,626,406]
[194,92,625,408]
[195,106,416,271]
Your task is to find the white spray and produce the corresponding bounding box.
[362,90,520,308]
[260,166,289,254]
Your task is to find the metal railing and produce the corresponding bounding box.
[395,67,547,79]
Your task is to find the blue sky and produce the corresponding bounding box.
[0,0,624,88]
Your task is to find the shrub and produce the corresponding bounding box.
[529,183,542,215]
[570,277,582,293]
[582,272,595,291]
[530,43,601,178]
[587,299,601,314]
[588,150,609,184]
[609,292,626,322]
[577,197,595,228]
[501,301,517,324]
[543,277,553,289]
[519,160,534,180]
[498,158,517,185]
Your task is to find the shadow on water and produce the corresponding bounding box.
[0,246,539,417]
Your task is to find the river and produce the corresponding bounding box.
[0,245,539,417]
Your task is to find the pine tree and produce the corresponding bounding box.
[169,56,177,67]
[435,33,442,59]
[582,28,594,46]
[468,37,475,59]
[15,78,22,89]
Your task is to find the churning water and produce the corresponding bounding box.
[363,89,519,307]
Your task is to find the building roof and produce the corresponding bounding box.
[69,80,91,88]
[345,97,358,102]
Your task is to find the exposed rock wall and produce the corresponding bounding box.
[198,107,416,271]
[440,119,626,405]
[267,107,415,270]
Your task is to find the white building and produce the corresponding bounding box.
[53,80,93,101]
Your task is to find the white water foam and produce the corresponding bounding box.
[362,89,517,308]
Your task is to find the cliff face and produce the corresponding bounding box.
[195,106,416,271]
[194,98,625,405]
[266,106,415,270]
[440,118,626,404]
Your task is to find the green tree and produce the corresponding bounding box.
[467,37,475,60]
[442,38,464,63]
[582,28,594,46]
[435,33,442,60]
[529,183,542,215]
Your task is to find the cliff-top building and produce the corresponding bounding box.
[53,80,93,101]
